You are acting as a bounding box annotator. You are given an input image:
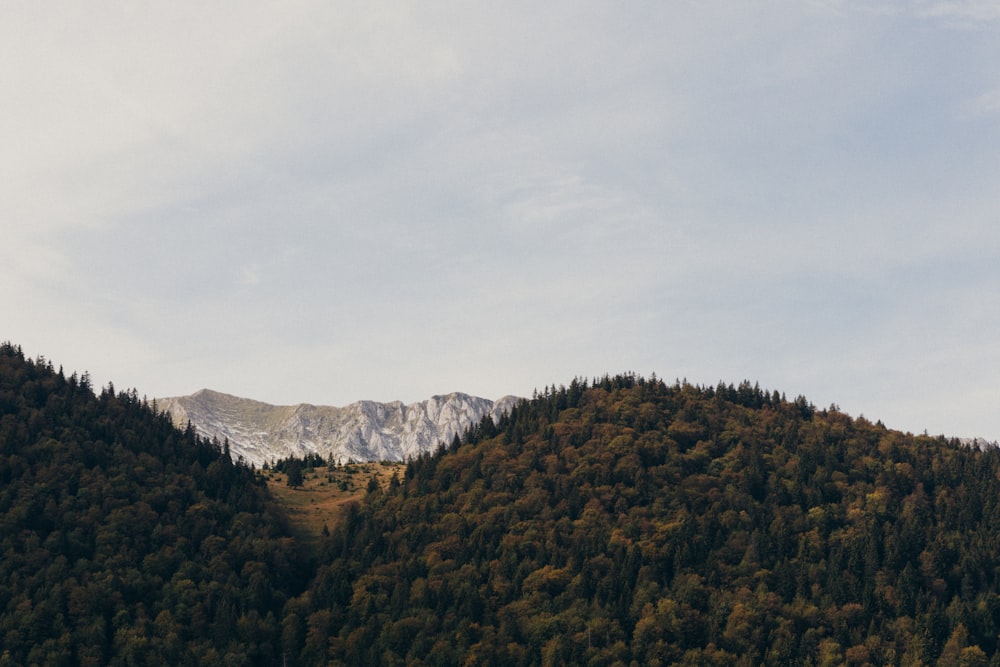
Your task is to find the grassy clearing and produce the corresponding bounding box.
[265,461,406,548]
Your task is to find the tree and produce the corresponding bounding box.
[937,624,987,667]
[286,460,304,488]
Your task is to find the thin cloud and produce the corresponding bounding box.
[236,264,263,287]
[957,88,1000,118]
[3,2,1000,441]
[914,0,1000,23]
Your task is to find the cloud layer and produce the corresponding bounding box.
[4,2,1000,439]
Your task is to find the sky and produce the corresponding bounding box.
[3,1,1000,440]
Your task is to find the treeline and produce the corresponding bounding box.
[295,375,1000,665]
[0,343,308,665]
[8,342,1000,665]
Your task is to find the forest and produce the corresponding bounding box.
[0,343,308,665]
[4,342,1000,665]
[299,376,1000,666]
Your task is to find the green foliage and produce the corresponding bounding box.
[0,343,307,665]
[9,343,1000,666]
[287,459,305,488]
[299,375,1000,665]
[271,452,326,475]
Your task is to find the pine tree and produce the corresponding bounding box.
[286,459,304,488]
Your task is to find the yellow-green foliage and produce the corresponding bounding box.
[7,347,1000,667]
[303,376,1000,665]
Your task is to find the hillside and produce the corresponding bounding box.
[0,344,307,665]
[265,460,407,550]
[7,343,1000,665]
[296,376,1000,665]
[156,389,521,467]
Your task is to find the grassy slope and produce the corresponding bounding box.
[266,461,407,547]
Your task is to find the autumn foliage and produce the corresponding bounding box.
[304,376,1000,665]
[4,342,1000,665]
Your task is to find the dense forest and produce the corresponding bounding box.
[304,376,1000,666]
[5,342,1000,665]
[0,343,308,665]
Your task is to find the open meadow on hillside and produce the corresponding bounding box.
[265,461,406,545]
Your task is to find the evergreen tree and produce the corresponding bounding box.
[0,341,306,665]
[286,459,304,487]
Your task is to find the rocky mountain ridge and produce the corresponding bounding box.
[155,389,521,466]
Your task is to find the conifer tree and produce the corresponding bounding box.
[286,459,304,487]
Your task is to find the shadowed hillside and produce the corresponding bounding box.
[0,343,308,665]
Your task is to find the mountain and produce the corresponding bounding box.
[11,340,1000,665]
[155,389,521,466]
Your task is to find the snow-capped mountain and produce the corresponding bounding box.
[155,389,522,467]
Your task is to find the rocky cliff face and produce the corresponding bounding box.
[155,389,521,466]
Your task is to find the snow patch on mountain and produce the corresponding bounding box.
[155,389,522,466]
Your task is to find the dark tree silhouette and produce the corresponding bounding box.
[286,458,304,487]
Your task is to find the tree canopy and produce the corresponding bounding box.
[301,375,1000,666]
[5,344,1000,666]
[0,343,307,665]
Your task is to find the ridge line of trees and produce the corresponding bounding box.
[5,340,999,665]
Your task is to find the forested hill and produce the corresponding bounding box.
[0,343,307,665]
[6,342,1000,667]
[302,375,1000,666]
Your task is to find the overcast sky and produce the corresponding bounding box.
[4,2,1000,439]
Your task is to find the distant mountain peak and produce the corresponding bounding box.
[959,437,999,450]
[156,390,521,466]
